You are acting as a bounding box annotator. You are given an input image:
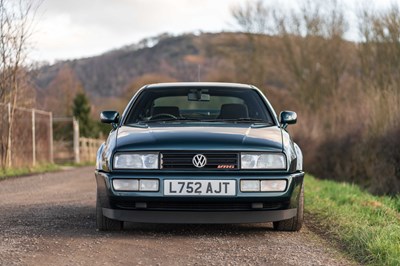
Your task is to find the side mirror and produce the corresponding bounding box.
[100,111,120,124]
[280,111,297,129]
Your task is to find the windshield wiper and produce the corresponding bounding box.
[203,118,271,123]
[230,118,264,122]
[125,122,148,127]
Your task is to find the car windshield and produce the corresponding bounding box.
[124,87,275,125]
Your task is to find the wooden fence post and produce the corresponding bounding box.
[73,117,80,164]
[32,109,36,166]
[7,103,11,168]
[49,112,54,163]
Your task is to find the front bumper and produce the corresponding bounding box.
[103,208,297,224]
[95,170,304,224]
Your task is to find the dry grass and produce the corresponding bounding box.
[292,83,400,195]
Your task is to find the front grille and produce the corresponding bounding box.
[116,202,282,211]
[161,152,239,170]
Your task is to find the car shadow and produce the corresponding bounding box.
[122,222,275,237]
[1,203,277,239]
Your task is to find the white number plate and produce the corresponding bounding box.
[164,180,236,196]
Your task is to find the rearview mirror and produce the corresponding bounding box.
[100,111,120,124]
[280,111,297,129]
[188,90,210,101]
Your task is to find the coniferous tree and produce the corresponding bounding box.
[72,92,93,137]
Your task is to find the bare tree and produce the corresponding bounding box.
[230,0,348,109]
[273,0,349,109]
[231,0,270,34]
[0,0,38,167]
[358,3,400,92]
[357,3,400,135]
[230,0,272,87]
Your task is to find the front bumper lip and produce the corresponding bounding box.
[102,208,297,224]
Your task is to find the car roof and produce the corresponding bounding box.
[144,82,255,90]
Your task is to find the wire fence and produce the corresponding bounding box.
[0,103,53,168]
[1,103,103,169]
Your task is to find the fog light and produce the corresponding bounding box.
[261,180,287,192]
[240,180,260,192]
[139,179,159,191]
[113,179,139,191]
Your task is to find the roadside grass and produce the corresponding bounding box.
[0,164,61,180]
[305,174,400,266]
[0,162,94,181]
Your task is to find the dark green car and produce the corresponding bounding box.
[95,82,304,231]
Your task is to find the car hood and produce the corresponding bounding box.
[115,124,283,152]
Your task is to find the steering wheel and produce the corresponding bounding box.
[150,113,177,120]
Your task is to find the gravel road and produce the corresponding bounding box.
[0,167,358,266]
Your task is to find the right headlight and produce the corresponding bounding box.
[113,153,159,169]
[240,152,286,169]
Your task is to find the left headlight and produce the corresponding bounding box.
[241,152,286,169]
[113,153,159,169]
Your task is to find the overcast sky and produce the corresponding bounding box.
[30,0,398,63]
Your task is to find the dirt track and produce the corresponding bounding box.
[0,167,357,266]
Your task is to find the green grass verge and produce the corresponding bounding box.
[0,164,61,180]
[305,174,400,266]
[0,162,95,180]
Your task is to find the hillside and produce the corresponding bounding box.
[35,33,213,100]
[34,32,289,113]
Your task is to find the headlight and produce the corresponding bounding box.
[113,153,159,169]
[241,152,286,169]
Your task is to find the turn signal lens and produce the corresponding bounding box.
[139,179,159,191]
[240,179,287,192]
[240,180,260,192]
[261,180,287,192]
[112,179,159,192]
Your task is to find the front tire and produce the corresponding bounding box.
[273,184,304,231]
[96,194,123,231]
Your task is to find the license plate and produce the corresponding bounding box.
[164,180,236,196]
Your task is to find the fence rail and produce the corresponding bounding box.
[53,117,103,164]
[79,137,104,163]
